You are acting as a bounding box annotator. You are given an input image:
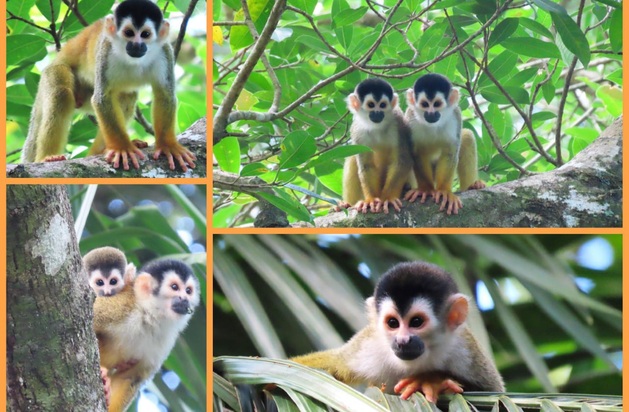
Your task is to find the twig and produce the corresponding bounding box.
[173,0,199,61]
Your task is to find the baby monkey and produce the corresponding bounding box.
[83,246,136,297]
[405,74,485,215]
[291,262,504,402]
[342,78,412,214]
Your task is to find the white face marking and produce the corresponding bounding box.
[90,268,124,296]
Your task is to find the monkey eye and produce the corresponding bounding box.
[110,279,118,285]
[96,279,104,286]
[386,317,400,329]
[379,102,387,109]
[409,316,425,328]
[367,102,375,109]
[420,101,429,108]
[140,31,151,39]
[186,287,192,295]
[434,101,442,108]
[171,283,179,291]
[124,29,135,37]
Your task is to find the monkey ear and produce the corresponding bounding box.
[365,296,378,322]
[391,93,399,109]
[449,88,460,107]
[158,20,170,41]
[105,15,117,37]
[446,293,468,330]
[124,263,137,283]
[347,93,361,113]
[406,89,415,106]
[134,273,157,298]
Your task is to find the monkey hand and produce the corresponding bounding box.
[100,367,111,407]
[404,189,432,204]
[354,198,382,214]
[394,375,463,402]
[334,201,352,212]
[43,155,67,162]
[433,190,462,215]
[154,141,197,172]
[105,144,146,170]
[375,197,403,214]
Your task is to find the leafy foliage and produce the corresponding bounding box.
[212,0,622,226]
[71,184,207,412]
[213,234,622,404]
[6,0,207,164]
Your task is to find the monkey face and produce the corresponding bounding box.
[348,79,399,128]
[157,272,199,318]
[90,270,124,297]
[378,298,433,361]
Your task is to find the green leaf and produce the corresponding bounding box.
[550,13,590,67]
[214,357,387,412]
[481,86,529,105]
[36,0,60,22]
[333,7,368,27]
[278,131,317,169]
[258,190,312,222]
[532,0,568,15]
[287,0,317,15]
[488,18,519,48]
[308,145,372,168]
[6,35,47,66]
[479,51,518,87]
[518,17,554,38]
[501,37,561,59]
[542,82,555,104]
[335,26,353,51]
[596,84,622,117]
[314,162,343,197]
[214,136,241,174]
[241,162,270,177]
[609,8,622,53]
[230,0,272,51]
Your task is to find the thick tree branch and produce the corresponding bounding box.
[7,119,207,178]
[306,117,622,228]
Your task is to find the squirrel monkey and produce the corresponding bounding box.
[291,262,504,402]
[83,247,136,297]
[22,0,196,171]
[404,74,485,215]
[342,78,412,214]
[94,259,200,411]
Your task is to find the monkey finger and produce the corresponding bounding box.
[440,379,464,394]
[128,153,141,170]
[422,384,437,403]
[392,198,403,211]
[174,154,189,172]
[111,152,122,169]
[121,151,130,170]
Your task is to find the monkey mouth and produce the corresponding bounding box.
[172,300,191,315]
[424,112,440,123]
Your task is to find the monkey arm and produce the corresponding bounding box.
[433,147,462,215]
[353,152,384,213]
[92,41,145,170]
[107,374,142,412]
[152,44,196,172]
[379,144,412,213]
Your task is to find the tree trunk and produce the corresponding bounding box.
[7,185,106,411]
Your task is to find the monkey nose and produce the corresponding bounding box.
[424,112,440,124]
[172,297,191,315]
[369,111,385,123]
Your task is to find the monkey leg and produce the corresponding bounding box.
[457,129,486,191]
[108,375,141,412]
[379,153,412,214]
[151,83,196,171]
[92,91,145,170]
[291,350,358,386]
[25,64,76,163]
[434,152,461,215]
[394,375,463,402]
[354,152,384,214]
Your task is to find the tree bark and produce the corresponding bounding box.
[6,118,207,178]
[7,186,106,411]
[311,117,622,228]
